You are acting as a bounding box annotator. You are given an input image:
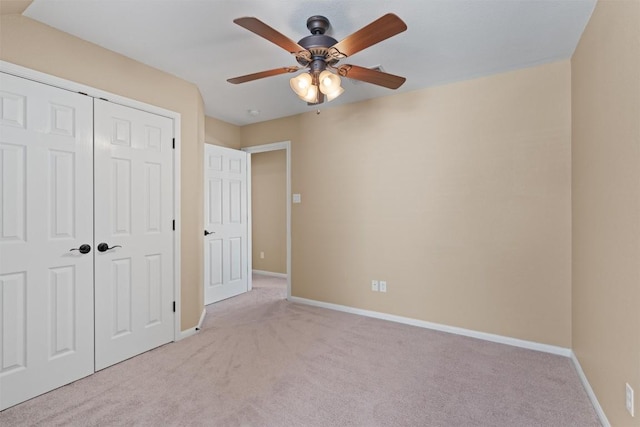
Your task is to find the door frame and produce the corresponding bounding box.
[0,60,183,339]
[242,141,291,300]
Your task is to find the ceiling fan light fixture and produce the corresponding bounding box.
[318,70,341,95]
[290,73,313,97]
[298,84,319,103]
[325,86,344,102]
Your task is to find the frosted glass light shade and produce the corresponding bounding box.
[289,73,313,96]
[325,86,345,102]
[318,70,342,95]
[299,84,318,103]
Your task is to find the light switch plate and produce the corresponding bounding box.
[292,193,301,204]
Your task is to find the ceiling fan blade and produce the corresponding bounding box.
[234,17,307,55]
[227,67,300,84]
[337,64,406,89]
[329,13,407,59]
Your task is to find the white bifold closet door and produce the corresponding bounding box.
[0,73,175,410]
[0,73,95,409]
[93,99,174,371]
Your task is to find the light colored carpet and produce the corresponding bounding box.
[1,274,600,426]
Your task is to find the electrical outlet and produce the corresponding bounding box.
[379,281,387,293]
[626,383,634,416]
[260,251,264,259]
[371,280,379,292]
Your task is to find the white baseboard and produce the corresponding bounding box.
[197,307,206,330]
[179,326,197,340]
[570,351,610,426]
[178,308,207,340]
[252,269,287,279]
[289,296,572,357]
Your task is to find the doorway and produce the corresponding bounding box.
[242,141,291,299]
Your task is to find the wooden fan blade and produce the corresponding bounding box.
[227,67,300,84]
[337,64,406,89]
[234,17,306,55]
[329,14,407,59]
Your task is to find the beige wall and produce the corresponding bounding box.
[242,115,301,148]
[241,61,572,347]
[572,0,640,425]
[251,150,287,274]
[0,13,205,330]
[205,115,241,150]
[0,0,31,15]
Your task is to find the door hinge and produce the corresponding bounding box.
[173,301,176,312]
[172,138,175,149]
[172,219,175,231]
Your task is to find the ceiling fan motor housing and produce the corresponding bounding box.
[297,15,339,70]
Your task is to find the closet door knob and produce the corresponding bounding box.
[69,244,91,254]
[97,243,122,252]
[204,230,214,236]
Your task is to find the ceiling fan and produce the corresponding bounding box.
[227,14,407,105]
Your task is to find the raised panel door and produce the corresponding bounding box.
[93,99,174,370]
[204,144,248,304]
[0,72,94,410]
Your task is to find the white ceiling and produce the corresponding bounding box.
[24,0,596,126]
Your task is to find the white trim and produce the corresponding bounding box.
[246,153,253,292]
[570,351,611,426]
[242,141,289,154]
[289,296,572,357]
[198,307,207,329]
[1,60,183,341]
[252,269,288,279]
[0,61,179,120]
[286,144,291,300]
[179,326,198,340]
[179,309,206,340]
[172,109,182,341]
[242,141,292,300]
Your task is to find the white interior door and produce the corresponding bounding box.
[204,144,249,304]
[0,73,94,410]
[93,99,174,370]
